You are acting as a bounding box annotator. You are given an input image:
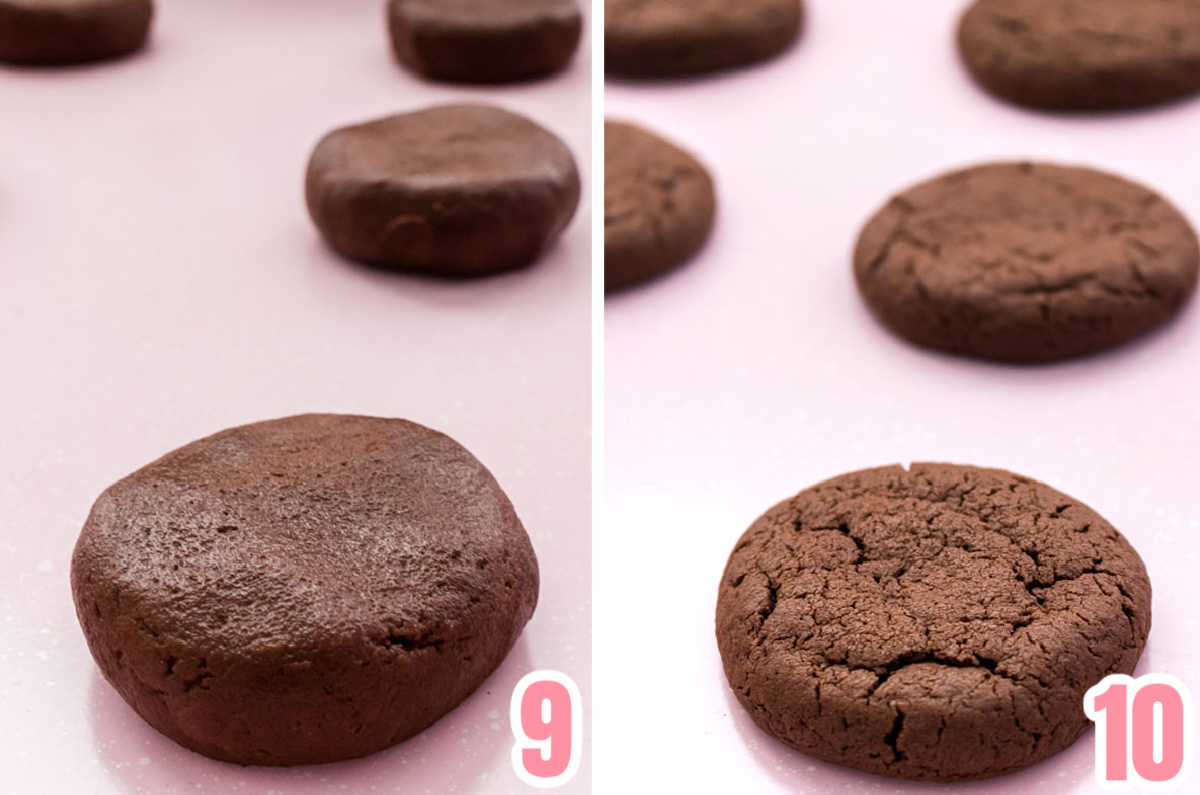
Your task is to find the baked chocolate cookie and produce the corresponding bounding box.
[958,0,1200,111]
[306,103,580,277]
[71,414,539,766]
[605,0,803,78]
[605,120,716,292]
[0,0,152,65]
[854,162,1199,363]
[388,0,582,84]
[716,463,1151,782]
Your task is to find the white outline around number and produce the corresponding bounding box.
[1084,673,1194,792]
[510,669,583,789]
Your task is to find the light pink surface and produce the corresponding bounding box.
[0,1,590,793]
[601,1,1200,792]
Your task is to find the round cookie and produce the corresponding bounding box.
[71,414,539,766]
[716,463,1152,782]
[388,0,582,84]
[854,162,1200,363]
[606,0,803,79]
[605,120,716,292]
[306,103,580,277]
[0,0,152,65]
[958,0,1200,111]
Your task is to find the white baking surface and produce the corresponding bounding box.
[600,1,1200,792]
[0,1,591,793]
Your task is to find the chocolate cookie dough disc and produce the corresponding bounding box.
[716,463,1151,782]
[306,104,580,277]
[605,0,803,78]
[71,414,539,766]
[605,120,715,292]
[0,0,152,65]
[958,0,1200,111]
[854,162,1199,363]
[388,0,582,83]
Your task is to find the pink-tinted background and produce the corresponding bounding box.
[601,1,1200,792]
[0,1,590,793]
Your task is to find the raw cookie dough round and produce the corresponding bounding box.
[605,0,803,78]
[388,0,582,83]
[716,463,1152,782]
[958,0,1200,111]
[0,0,152,65]
[306,103,580,277]
[71,414,539,766]
[854,161,1200,363]
[605,120,716,292]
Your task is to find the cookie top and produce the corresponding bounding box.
[958,0,1200,111]
[605,0,802,78]
[605,120,716,292]
[854,162,1199,362]
[716,463,1151,782]
[0,0,153,66]
[72,414,539,765]
[388,0,581,83]
[306,103,580,276]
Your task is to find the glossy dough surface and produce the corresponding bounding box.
[307,104,580,277]
[72,414,539,766]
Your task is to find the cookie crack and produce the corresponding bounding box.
[758,576,780,627]
[379,628,444,653]
[166,656,215,693]
[837,523,865,564]
[1129,263,1164,300]
[883,706,907,762]
[864,226,938,274]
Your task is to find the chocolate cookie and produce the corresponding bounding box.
[958,0,1200,111]
[716,463,1151,782]
[306,103,580,277]
[854,162,1200,363]
[71,414,539,766]
[605,120,716,292]
[605,0,803,78]
[388,0,582,84]
[0,0,152,65]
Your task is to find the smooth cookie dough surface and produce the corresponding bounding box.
[71,414,539,766]
[605,0,803,78]
[307,103,580,277]
[0,0,152,65]
[388,0,582,84]
[958,0,1200,111]
[716,463,1151,782]
[854,162,1199,363]
[605,120,715,292]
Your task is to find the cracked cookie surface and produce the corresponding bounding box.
[605,0,803,78]
[71,413,539,766]
[605,120,715,292]
[958,0,1200,111]
[716,463,1151,781]
[853,161,1199,363]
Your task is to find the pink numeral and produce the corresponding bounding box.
[1085,674,1193,790]
[1132,684,1185,782]
[510,670,582,788]
[521,680,571,777]
[1093,682,1129,781]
